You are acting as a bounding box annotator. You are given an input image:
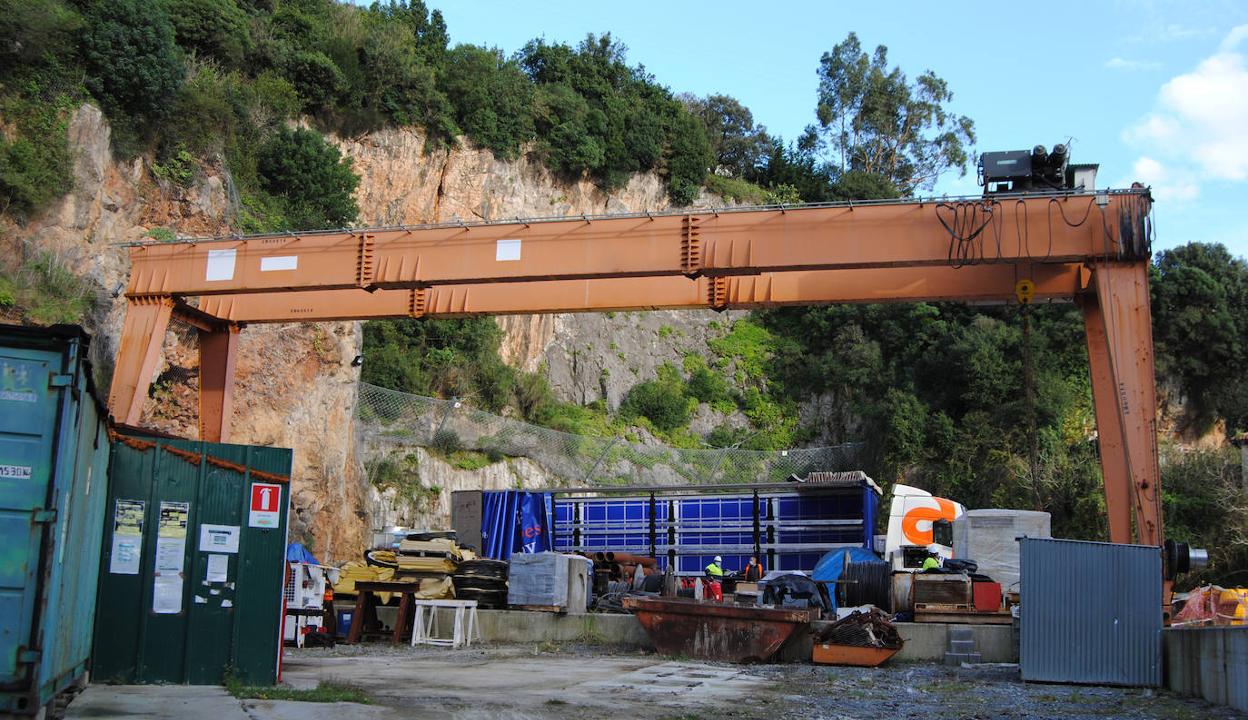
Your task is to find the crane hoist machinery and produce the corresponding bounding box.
[105,149,1206,586]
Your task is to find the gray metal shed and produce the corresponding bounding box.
[1020,538,1162,687]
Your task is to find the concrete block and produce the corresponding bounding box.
[948,639,976,653]
[949,626,974,642]
[944,651,981,666]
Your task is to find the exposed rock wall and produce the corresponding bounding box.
[3,105,740,560]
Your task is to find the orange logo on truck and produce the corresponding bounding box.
[902,498,958,545]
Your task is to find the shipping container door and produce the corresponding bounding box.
[0,346,62,691]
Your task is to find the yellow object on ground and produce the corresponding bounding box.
[416,576,456,600]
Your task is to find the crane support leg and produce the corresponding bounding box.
[199,324,239,443]
[107,296,173,427]
[1083,262,1164,546]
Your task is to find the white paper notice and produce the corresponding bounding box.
[206,554,229,583]
[260,255,298,271]
[153,575,183,614]
[199,524,240,554]
[109,535,142,575]
[495,239,521,261]
[155,537,185,573]
[205,249,237,281]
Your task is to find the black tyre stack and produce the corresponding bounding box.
[452,559,509,609]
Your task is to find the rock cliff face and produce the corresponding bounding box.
[3,105,739,558]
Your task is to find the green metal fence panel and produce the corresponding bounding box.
[93,436,291,686]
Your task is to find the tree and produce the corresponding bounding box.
[0,0,81,73]
[803,32,975,194]
[257,127,359,230]
[439,45,535,159]
[1152,243,1248,433]
[684,94,770,177]
[166,0,252,68]
[80,0,185,123]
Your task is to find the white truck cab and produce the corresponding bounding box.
[884,484,965,571]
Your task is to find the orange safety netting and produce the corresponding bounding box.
[1172,585,1248,626]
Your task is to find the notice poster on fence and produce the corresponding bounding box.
[109,499,145,575]
[205,554,229,583]
[199,524,240,554]
[155,501,189,573]
[152,574,183,614]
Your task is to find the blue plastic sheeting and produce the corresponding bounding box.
[811,547,882,583]
[286,543,319,565]
[481,491,552,560]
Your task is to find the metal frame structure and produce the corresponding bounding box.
[107,189,1162,549]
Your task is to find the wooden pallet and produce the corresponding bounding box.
[513,604,566,614]
[914,604,1013,625]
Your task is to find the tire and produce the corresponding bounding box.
[456,559,508,580]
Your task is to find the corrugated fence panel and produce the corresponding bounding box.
[94,437,291,686]
[1021,538,1161,686]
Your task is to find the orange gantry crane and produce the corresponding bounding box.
[108,189,1165,554]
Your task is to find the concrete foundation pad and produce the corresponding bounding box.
[65,685,250,720]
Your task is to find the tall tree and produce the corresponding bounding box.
[683,93,771,177]
[802,32,975,194]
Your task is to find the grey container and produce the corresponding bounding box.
[1020,538,1161,687]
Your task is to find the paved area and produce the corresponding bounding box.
[65,643,1245,720]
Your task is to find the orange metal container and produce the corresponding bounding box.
[812,643,902,667]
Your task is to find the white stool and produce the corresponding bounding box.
[410,599,480,648]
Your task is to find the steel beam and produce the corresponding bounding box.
[1089,262,1164,547]
[126,193,1147,297]
[198,324,239,443]
[1082,296,1134,543]
[194,264,1086,323]
[107,296,173,427]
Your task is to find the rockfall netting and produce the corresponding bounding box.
[356,382,865,487]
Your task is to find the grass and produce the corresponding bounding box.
[224,678,371,704]
[0,250,92,325]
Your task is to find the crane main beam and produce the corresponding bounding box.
[108,189,1162,549]
[124,192,1147,296]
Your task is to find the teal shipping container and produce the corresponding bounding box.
[0,325,111,716]
[93,435,291,686]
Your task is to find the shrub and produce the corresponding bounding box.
[166,0,252,68]
[621,373,692,432]
[439,45,535,159]
[80,0,185,123]
[257,127,359,230]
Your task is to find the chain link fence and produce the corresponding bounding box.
[357,382,865,487]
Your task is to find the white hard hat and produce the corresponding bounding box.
[926,544,942,554]
[714,556,722,563]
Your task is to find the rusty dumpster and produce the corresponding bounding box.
[623,597,812,663]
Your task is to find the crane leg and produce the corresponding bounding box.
[1083,262,1164,547]
[199,324,240,443]
[107,296,174,427]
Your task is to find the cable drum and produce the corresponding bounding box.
[842,561,891,610]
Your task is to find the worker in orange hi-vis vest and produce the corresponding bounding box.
[743,555,765,582]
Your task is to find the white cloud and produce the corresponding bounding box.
[1124,157,1199,202]
[1105,57,1162,71]
[1122,26,1248,197]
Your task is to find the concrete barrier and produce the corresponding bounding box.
[778,621,1017,664]
[1164,626,1248,712]
[371,606,1016,663]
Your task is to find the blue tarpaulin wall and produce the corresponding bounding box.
[481,491,552,560]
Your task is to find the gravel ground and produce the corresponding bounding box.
[758,661,1243,720]
[285,643,1243,720]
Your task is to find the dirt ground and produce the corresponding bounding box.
[274,643,1243,720]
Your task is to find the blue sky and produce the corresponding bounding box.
[428,1,1248,256]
